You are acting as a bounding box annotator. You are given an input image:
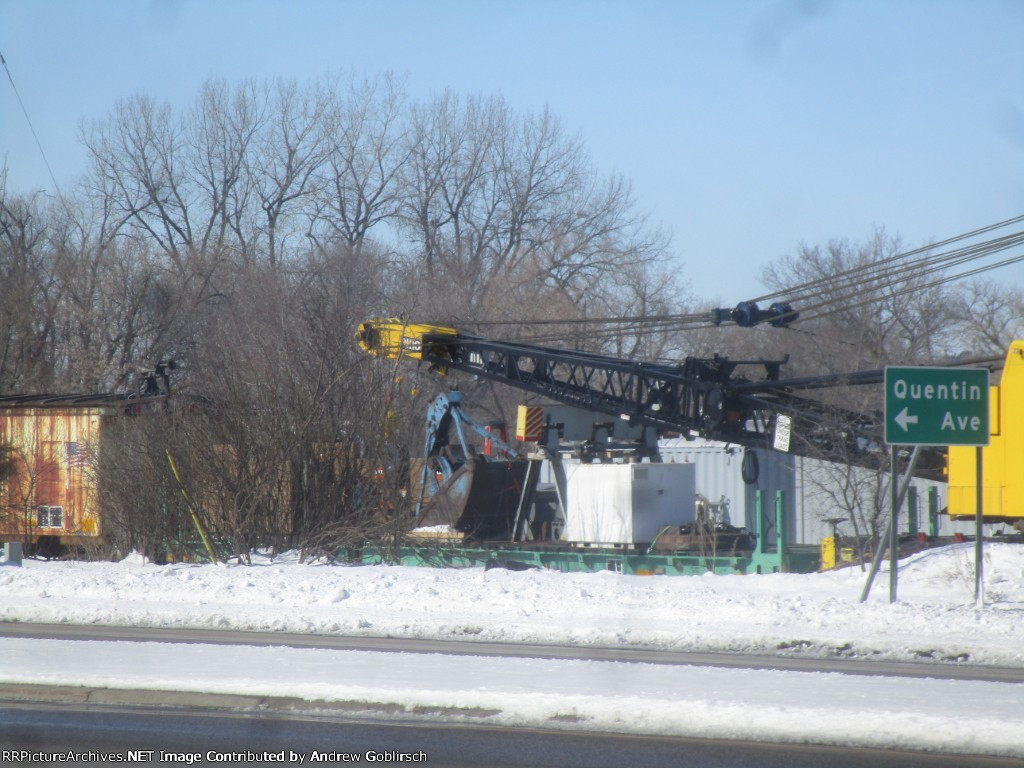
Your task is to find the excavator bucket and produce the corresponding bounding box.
[418,457,529,540]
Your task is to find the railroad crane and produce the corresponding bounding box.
[355,318,1022,574]
[354,317,911,575]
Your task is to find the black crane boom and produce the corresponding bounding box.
[356,318,896,466]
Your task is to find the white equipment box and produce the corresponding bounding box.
[562,462,696,545]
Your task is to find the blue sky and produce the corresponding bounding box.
[1,0,1022,302]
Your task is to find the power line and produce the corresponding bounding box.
[748,213,1024,307]
[1,50,66,202]
[453,214,1024,340]
[787,232,1024,323]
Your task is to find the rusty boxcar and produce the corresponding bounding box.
[0,393,160,549]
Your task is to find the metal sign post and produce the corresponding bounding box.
[889,446,898,603]
[859,446,923,603]
[975,447,984,608]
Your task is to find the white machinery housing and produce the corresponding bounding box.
[562,463,696,546]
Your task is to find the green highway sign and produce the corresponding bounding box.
[884,366,989,446]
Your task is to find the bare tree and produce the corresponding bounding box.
[83,95,196,270]
[952,279,1024,356]
[310,73,410,254]
[249,79,331,267]
[398,92,678,337]
[788,403,893,561]
[186,78,264,261]
[0,183,65,392]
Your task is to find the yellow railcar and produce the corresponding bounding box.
[947,340,1024,524]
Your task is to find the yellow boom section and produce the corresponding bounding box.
[947,339,1024,522]
[356,318,459,361]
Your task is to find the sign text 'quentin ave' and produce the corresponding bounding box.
[884,367,990,446]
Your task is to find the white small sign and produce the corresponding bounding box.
[773,414,792,452]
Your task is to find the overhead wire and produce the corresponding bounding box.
[782,232,1024,324]
[777,231,1024,304]
[1,50,67,205]
[796,251,1024,326]
[746,213,1024,307]
[455,214,1024,344]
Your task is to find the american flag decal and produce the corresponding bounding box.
[65,442,89,468]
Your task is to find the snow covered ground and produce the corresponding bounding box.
[1,542,1022,758]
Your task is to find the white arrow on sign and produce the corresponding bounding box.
[894,406,919,432]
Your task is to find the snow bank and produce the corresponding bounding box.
[1,542,1021,666]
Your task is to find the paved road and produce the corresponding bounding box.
[1,621,1021,683]
[2,701,1019,768]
